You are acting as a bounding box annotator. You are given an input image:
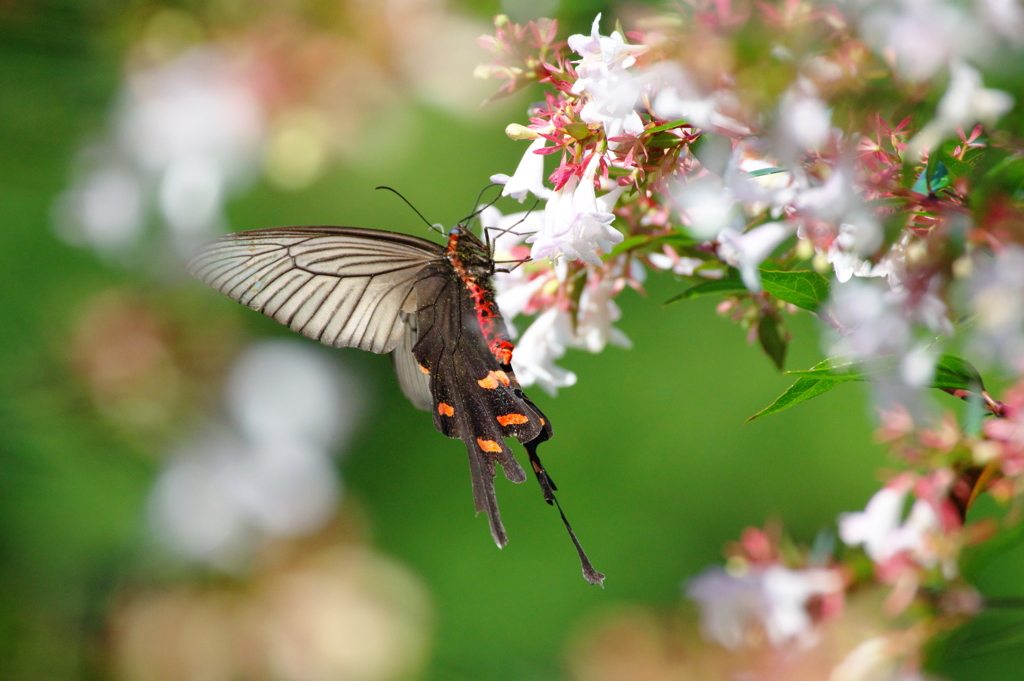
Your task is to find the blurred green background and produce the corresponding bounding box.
[2,1,1022,680]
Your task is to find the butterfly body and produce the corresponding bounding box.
[189,223,603,585]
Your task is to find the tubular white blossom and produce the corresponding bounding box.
[717,221,795,292]
[490,137,553,202]
[527,155,624,265]
[510,308,578,396]
[567,14,646,140]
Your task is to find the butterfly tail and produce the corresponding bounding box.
[523,434,605,587]
[464,439,510,548]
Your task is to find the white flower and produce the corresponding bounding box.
[777,79,832,152]
[717,221,795,292]
[648,251,704,275]
[838,480,940,566]
[149,340,359,569]
[838,485,908,563]
[510,308,578,396]
[55,47,266,255]
[678,176,737,239]
[908,61,1014,160]
[968,246,1024,370]
[860,0,985,82]
[567,15,646,140]
[490,137,552,202]
[527,156,624,265]
[574,274,631,353]
[482,206,551,337]
[651,65,751,135]
[827,219,885,283]
[686,566,842,649]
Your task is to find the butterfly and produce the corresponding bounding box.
[187,218,604,586]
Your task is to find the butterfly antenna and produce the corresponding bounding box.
[524,439,605,587]
[461,183,503,226]
[376,186,444,234]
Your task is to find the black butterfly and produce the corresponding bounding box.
[188,221,604,585]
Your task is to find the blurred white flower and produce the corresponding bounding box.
[687,565,843,649]
[54,166,145,253]
[491,137,553,202]
[527,155,624,265]
[717,221,795,292]
[225,340,355,449]
[859,0,985,82]
[651,65,751,135]
[150,340,360,568]
[908,61,1014,160]
[568,14,646,140]
[967,246,1024,370]
[838,479,940,566]
[978,0,1024,44]
[55,47,266,255]
[678,176,737,240]
[777,79,832,153]
[827,219,885,283]
[511,308,578,395]
[648,250,704,275]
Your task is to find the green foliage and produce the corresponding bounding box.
[757,313,787,370]
[759,269,831,312]
[663,276,746,305]
[747,353,984,422]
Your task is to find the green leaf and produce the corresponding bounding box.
[746,167,788,178]
[663,277,746,306]
[758,314,787,370]
[784,356,870,380]
[606,232,697,259]
[648,131,682,148]
[745,376,847,423]
[691,133,732,176]
[565,123,591,141]
[747,353,986,423]
[759,269,831,311]
[912,161,950,194]
[932,353,984,390]
[643,119,689,136]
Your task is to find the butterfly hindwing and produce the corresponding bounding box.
[409,264,555,547]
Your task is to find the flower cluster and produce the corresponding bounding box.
[476,2,1023,674]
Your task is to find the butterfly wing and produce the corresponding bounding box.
[188,226,445,354]
[392,312,433,411]
[409,264,550,548]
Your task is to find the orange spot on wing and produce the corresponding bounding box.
[477,438,502,453]
[497,413,528,426]
[419,364,430,374]
[540,418,546,426]
[438,402,454,416]
[477,371,509,390]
